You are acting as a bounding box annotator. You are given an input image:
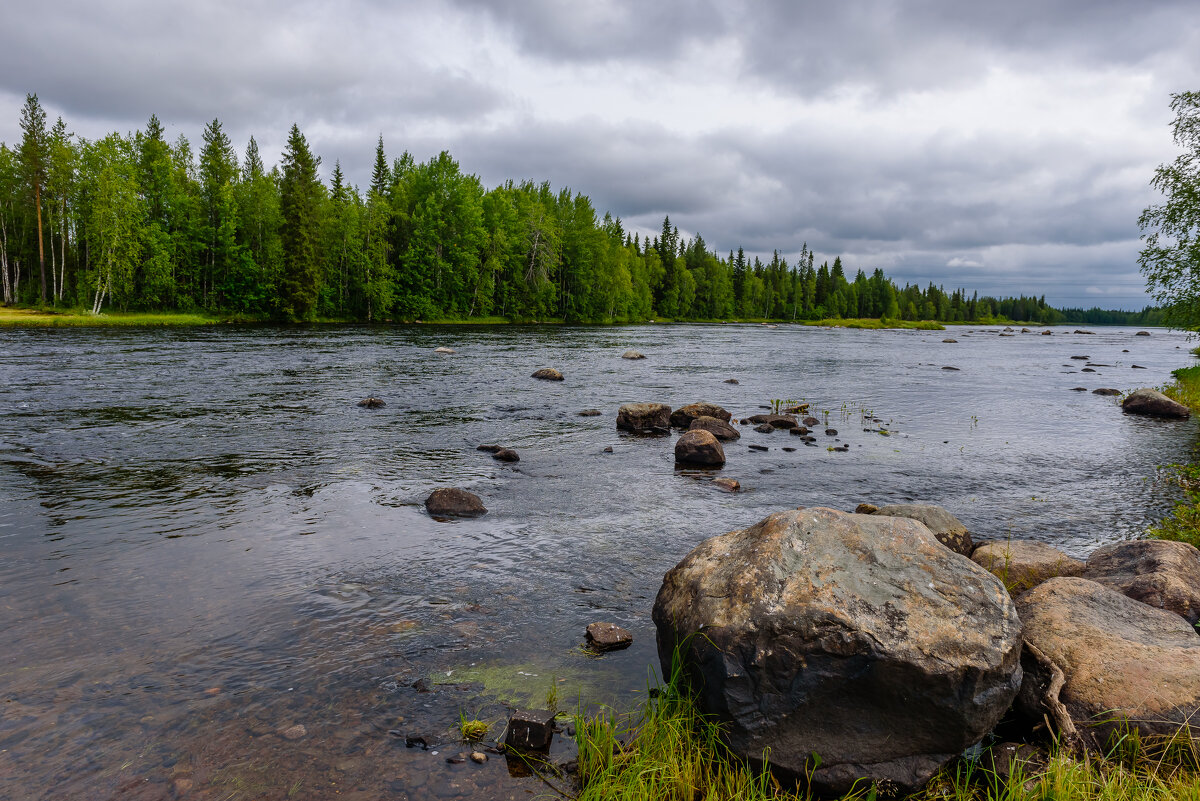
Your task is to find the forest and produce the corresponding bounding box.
[0,94,1161,326]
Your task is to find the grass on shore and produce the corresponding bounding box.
[1149,362,1200,548]
[571,657,1200,801]
[0,306,236,327]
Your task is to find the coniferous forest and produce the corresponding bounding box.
[0,94,1161,326]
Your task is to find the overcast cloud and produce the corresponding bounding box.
[2,0,1197,308]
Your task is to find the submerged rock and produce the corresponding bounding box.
[434,346,456,354]
[723,378,740,384]
[493,448,520,462]
[1083,539,1200,624]
[753,424,774,433]
[425,488,487,518]
[1092,388,1120,396]
[746,413,798,429]
[531,368,564,381]
[1136,331,1151,336]
[578,408,602,416]
[712,477,741,492]
[616,402,671,433]
[1041,330,1052,335]
[689,415,741,441]
[1122,388,1190,419]
[653,507,1022,795]
[972,540,1085,595]
[476,444,503,452]
[357,397,386,408]
[942,338,958,343]
[621,350,646,360]
[1018,577,1200,749]
[674,430,725,466]
[873,503,974,555]
[670,402,733,428]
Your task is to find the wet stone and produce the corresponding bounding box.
[586,622,633,651]
[476,444,502,452]
[748,444,768,452]
[505,710,556,752]
[357,397,386,408]
[1092,388,1121,396]
[531,368,564,381]
[279,723,307,740]
[470,751,488,763]
[578,409,602,416]
[753,424,773,433]
[493,448,520,462]
[712,477,741,492]
[724,378,739,384]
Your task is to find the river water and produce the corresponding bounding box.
[0,323,1195,800]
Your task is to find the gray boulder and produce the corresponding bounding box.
[689,415,741,441]
[1122,388,1190,419]
[971,540,1084,595]
[670,402,733,428]
[425,488,487,518]
[652,507,1022,795]
[673,430,725,466]
[874,503,974,555]
[616,402,671,433]
[1083,539,1200,625]
[1018,577,1200,749]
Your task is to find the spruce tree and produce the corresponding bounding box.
[278,124,323,321]
[18,94,48,303]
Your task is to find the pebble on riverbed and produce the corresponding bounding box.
[279,724,307,740]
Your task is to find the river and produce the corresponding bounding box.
[0,323,1194,800]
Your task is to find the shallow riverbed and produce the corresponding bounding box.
[0,323,1194,800]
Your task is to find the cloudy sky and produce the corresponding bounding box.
[2,0,1196,309]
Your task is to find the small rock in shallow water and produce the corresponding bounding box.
[279,724,307,740]
[1132,364,1146,368]
[602,446,613,453]
[942,338,957,343]
[446,754,467,764]
[531,368,564,381]
[493,448,520,462]
[748,444,768,452]
[825,428,838,436]
[712,477,741,492]
[1081,368,1095,373]
[505,710,556,752]
[357,397,386,408]
[471,751,488,763]
[724,378,739,384]
[1070,387,1087,392]
[434,346,456,354]
[1070,355,1089,360]
[942,366,959,371]
[425,488,487,518]
[578,409,601,416]
[753,424,773,433]
[802,416,819,426]
[586,622,633,651]
[476,444,502,452]
[1092,388,1121,396]
[621,350,646,360]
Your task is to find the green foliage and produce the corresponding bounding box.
[0,96,1154,325]
[1140,91,1200,331]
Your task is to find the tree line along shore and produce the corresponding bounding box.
[0,94,1159,326]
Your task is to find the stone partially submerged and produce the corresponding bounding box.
[688,415,740,441]
[670,402,732,428]
[425,488,487,518]
[652,507,1022,795]
[674,430,725,466]
[1018,577,1200,749]
[1122,388,1190,419]
[616,402,671,433]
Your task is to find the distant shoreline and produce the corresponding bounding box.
[1,305,1164,330]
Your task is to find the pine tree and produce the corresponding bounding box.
[371,135,390,196]
[19,94,48,303]
[278,124,324,320]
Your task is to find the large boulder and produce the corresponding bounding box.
[616,402,671,433]
[689,415,741,441]
[1122,388,1190,419]
[425,488,487,518]
[1017,577,1200,749]
[652,508,1022,795]
[971,540,1085,595]
[873,504,973,555]
[673,430,725,466]
[670,402,732,428]
[1083,539,1200,625]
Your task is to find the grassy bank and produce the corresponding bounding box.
[0,307,241,327]
[569,669,1200,800]
[1149,360,1200,547]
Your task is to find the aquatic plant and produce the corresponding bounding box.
[457,713,490,742]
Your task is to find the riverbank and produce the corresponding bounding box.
[1149,358,1200,547]
[0,304,1087,330]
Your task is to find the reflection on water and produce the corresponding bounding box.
[0,323,1195,799]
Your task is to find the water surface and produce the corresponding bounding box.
[0,323,1194,799]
